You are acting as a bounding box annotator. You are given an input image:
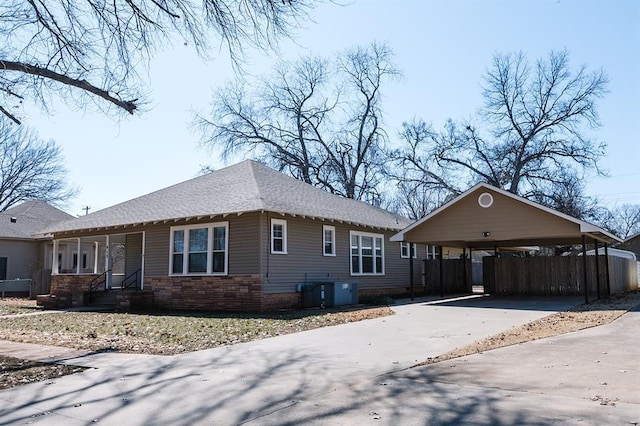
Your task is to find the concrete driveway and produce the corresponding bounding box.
[3,295,634,425]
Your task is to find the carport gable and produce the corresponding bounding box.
[391,183,619,248]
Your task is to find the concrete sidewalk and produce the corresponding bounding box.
[262,307,640,425]
[0,295,600,425]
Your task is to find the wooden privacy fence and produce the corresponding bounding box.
[30,268,52,298]
[422,256,637,297]
[483,256,638,296]
[423,259,470,294]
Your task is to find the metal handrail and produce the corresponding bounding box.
[88,270,110,300]
[121,269,142,291]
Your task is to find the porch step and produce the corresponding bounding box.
[89,290,117,306]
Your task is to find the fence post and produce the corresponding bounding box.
[439,245,444,297]
[581,235,589,304]
[604,243,611,297]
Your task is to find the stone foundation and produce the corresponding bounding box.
[359,286,415,301]
[263,292,302,311]
[41,275,413,312]
[114,291,155,311]
[144,275,263,312]
[39,274,99,308]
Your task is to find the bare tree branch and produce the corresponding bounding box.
[196,42,399,202]
[0,0,319,121]
[0,117,76,210]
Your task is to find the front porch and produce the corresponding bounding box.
[38,231,149,310]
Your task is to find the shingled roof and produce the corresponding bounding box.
[0,200,73,240]
[45,160,410,234]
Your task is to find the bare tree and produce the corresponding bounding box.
[385,119,458,218]
[597,204,640,239]
[197,42,400,201]
[528,171,600,220]
[0,118,76,210]
[390,50,608,218]
[0,0,318,124]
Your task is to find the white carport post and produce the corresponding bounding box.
[140,231,146,290]
[76,238,81,274]
[52,239,59,275]
[93,242,99,274]
[105,235,111,288]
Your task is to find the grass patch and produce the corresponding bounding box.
[0,306,393,355]
[0,298,43,316]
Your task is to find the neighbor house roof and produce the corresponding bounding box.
[44,160,411,234]
[391,182,621,247]
[0,200,73,240]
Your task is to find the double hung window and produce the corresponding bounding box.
[400,242,417,258]
[350,231,384,275]
[271,219,287,254]
[323,225,336,256]
[170,222,228,275]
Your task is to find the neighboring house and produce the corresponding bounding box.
[39,160,423,311]
[0,200,73,296]
[618,232,640,285]
[618,232,640,259]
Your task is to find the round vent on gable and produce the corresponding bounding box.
[478,192,494,208]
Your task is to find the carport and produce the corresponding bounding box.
[391,183,629,302]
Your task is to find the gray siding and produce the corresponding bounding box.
[142,215,261,277]
[125,233,143,277]
[143,224,170,275]
[228,212,261,275]
[0,239,39,280]
[260,214,421,294]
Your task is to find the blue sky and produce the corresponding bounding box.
[25,0,640,217]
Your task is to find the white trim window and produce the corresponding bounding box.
[170,222,228,275]
[426,245,441,259]
[271,218,287,254]
[350,231,384,275]
[400,242,417,258]
[323,225,336,256]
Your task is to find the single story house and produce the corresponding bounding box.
[0,200,73,296]
[38,160,425,311]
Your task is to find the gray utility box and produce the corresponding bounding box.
[300,281,359,308]
[333,282,358,306]
[301,282,334,308]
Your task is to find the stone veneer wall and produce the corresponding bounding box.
[41,274,99,308]
[262,293,301,311]
[358,286,414,301]
[144,275,264,312]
